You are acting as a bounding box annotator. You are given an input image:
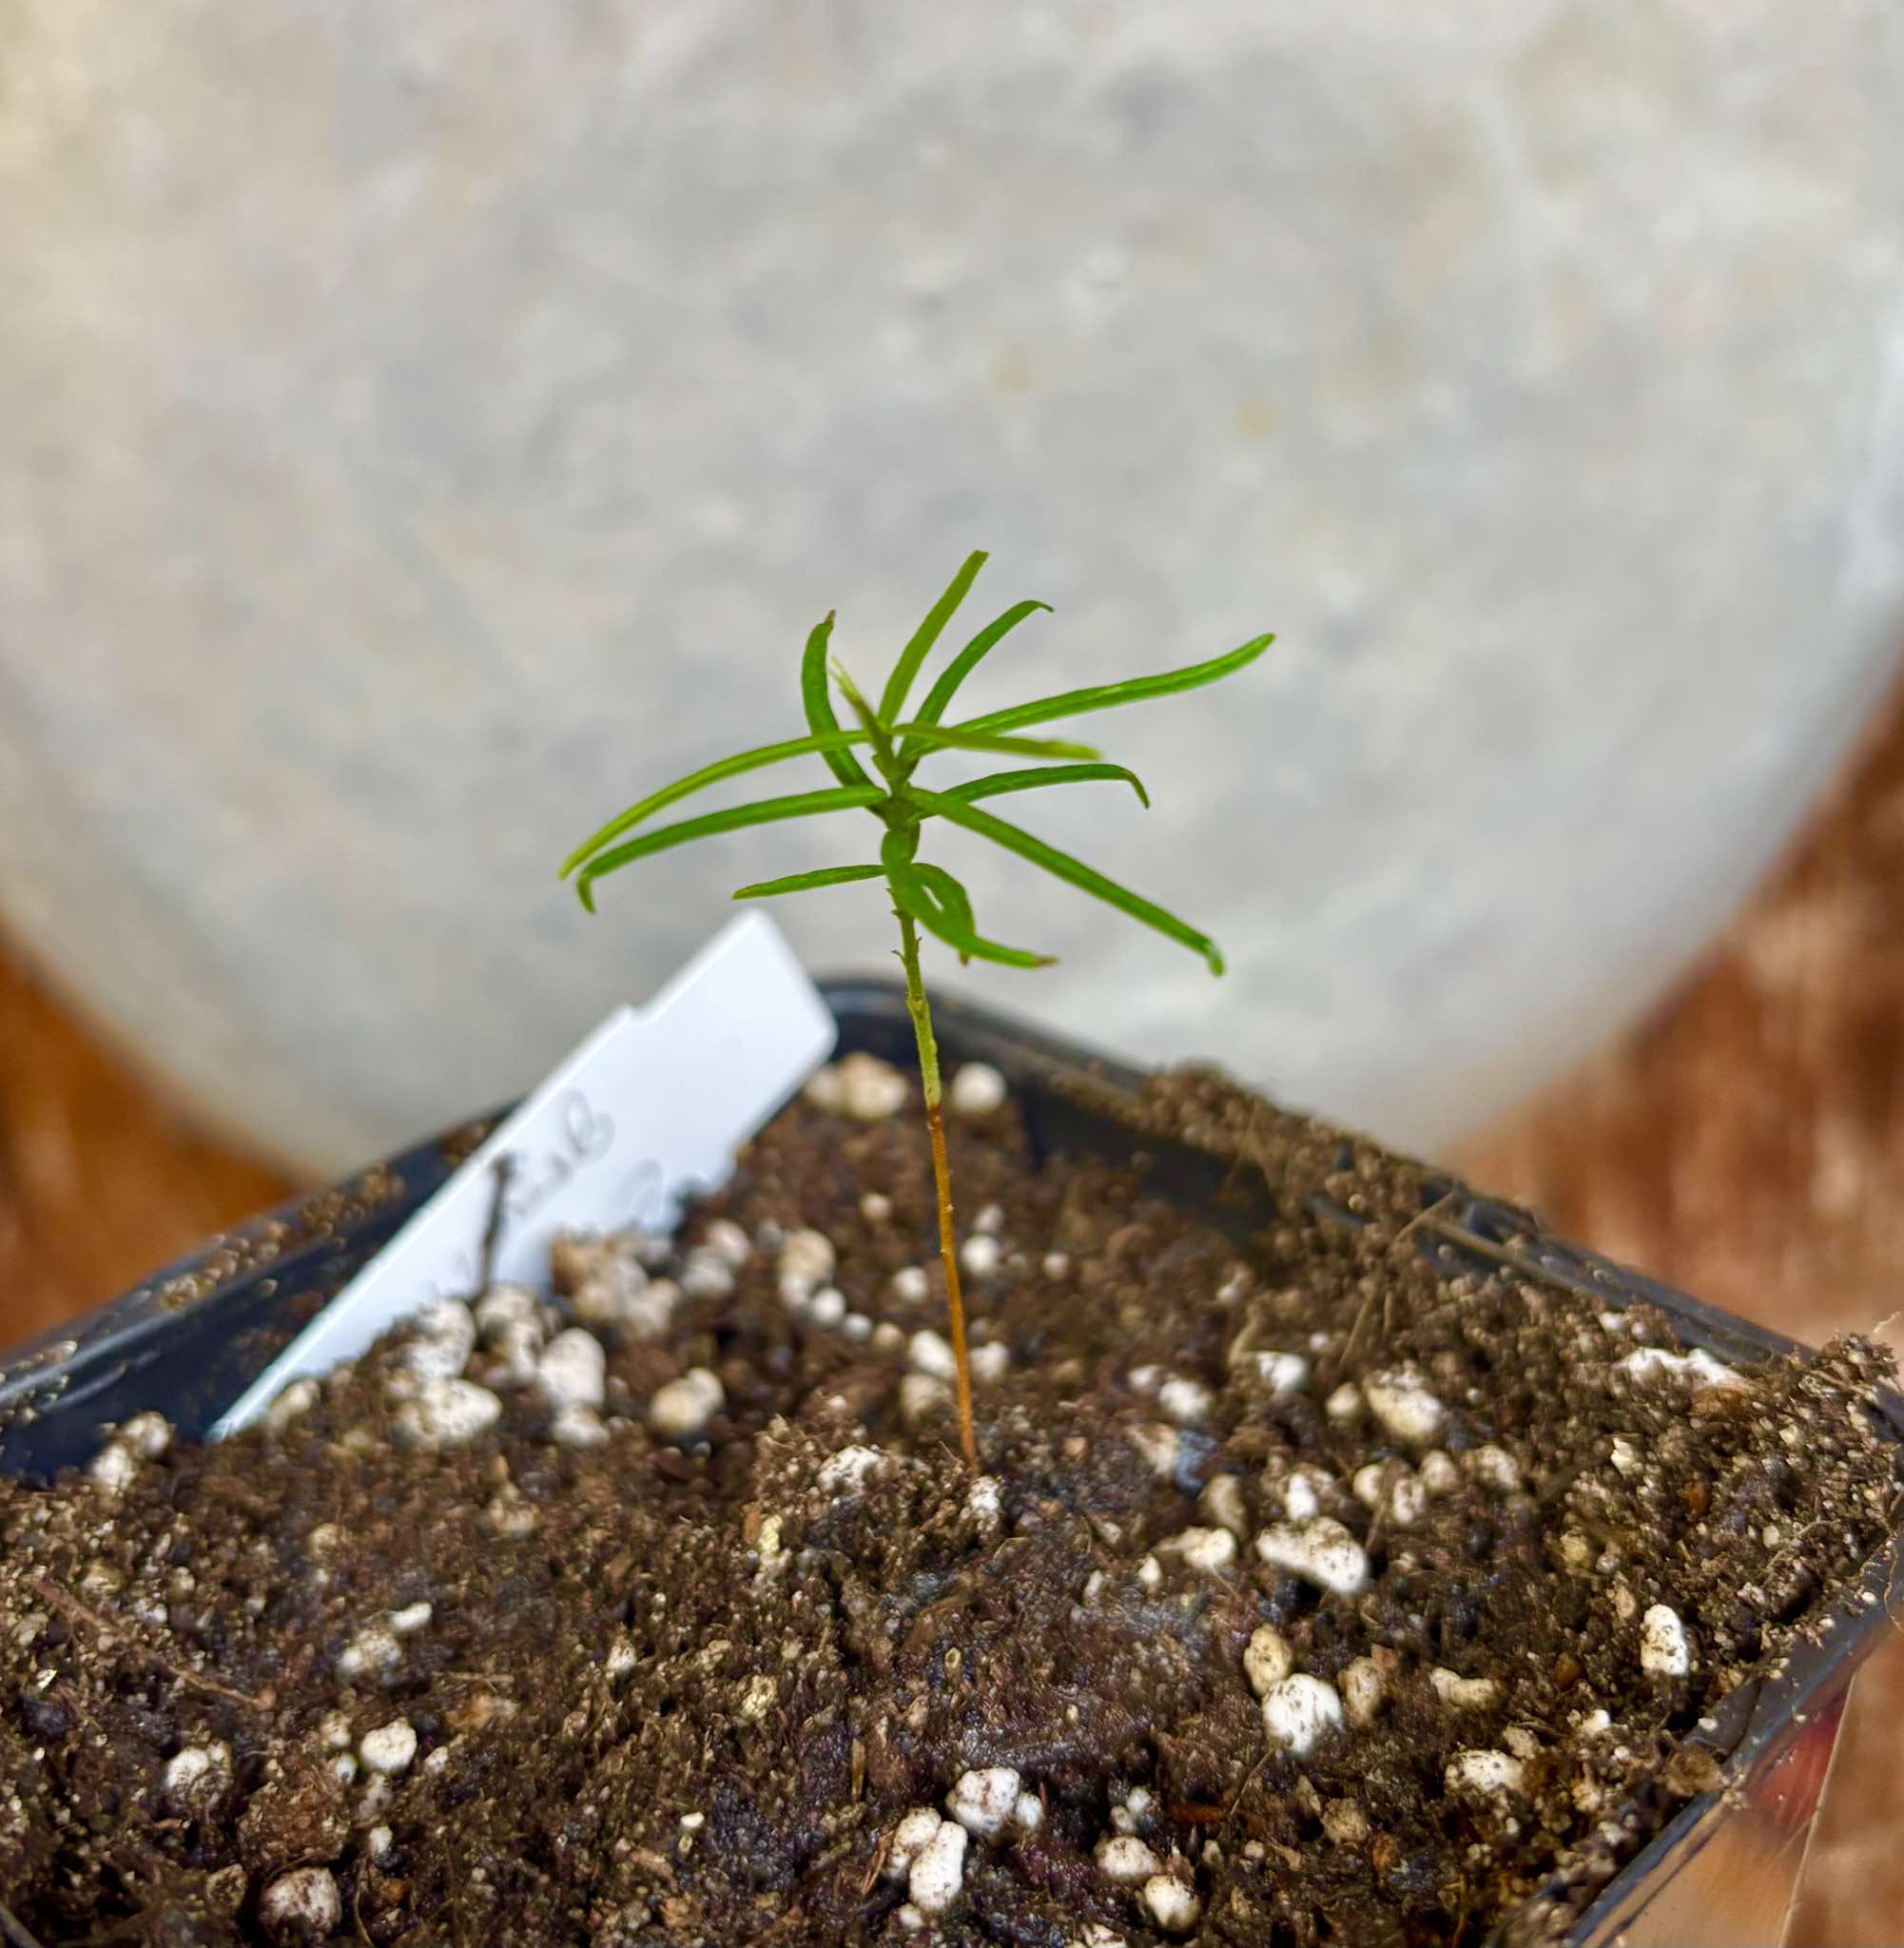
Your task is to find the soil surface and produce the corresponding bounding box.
[1,1055,1898,1947]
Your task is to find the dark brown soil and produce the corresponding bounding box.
[1,1057,1898,1947]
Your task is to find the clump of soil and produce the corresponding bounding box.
[1,1055,1898,1947]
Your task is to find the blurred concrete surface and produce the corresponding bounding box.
[3,1,1902,1172]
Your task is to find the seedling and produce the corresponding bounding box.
[561,553,1272,1468]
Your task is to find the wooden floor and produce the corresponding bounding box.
[1461,681,1904,1947]
[6,689,1904,1941]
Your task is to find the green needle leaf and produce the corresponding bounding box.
[731,864,884,901]
[948,631,1276,740]
[560,726,881,879]
[574,785,885,912]
[893,723,1102,764]
[908,787,1225,974]
[902,600,1053,757]
[910,862,975,937]
[946,761,1150,809]
[883,836,1055,969]
[877,550,987,727]
[830,658,883,745]
[803,612,876,791]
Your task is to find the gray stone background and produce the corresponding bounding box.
[2,1,1902,1174]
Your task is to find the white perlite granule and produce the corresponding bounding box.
[87,1442,138,1493]
[908,1330,959,1380]
[265,1378,319,1429]
[1622,1346,1743,1391]
[887,1807,946,1878]
[1201,1472,1248,1536]
[1429,1668,1501,1709]
[650,1368,724,1441]
[1247,1350,1310,1394]
[1280,1468,1330,1522]
[1157,1375,1214,1426]
[402,1299,476,1380]
[1261,1673,1344,1754]
[118,1412,172,1459]
[1254,1519,1370,1596]
[701,1218,751,1268]
[1353,1462,1426,1527]
[397,1377,501,1450]
[476,1283,545,1337]
[535,1328,606,1410]
[162,1742,233,1810]
[336,1623,401,1683]
[964,1476,1004,1538]
[1140,1875,1202,1934]
[899,1373,951,1427]
[945,1765,1022,1838]
[550,1403,610,1448]
[815,1445,886,1495]
[680,1247,735,1300]
[1110,1786,1154,1834]
[1640,1603,1693,1677]
[1096,1836,1162,1882]
[823,1052,911,1121]
[258,1867,341,1939]
[478,1284,552,1368]
[907,1818,968,1917]
[358,1719,418,1776]
[1159,1526,1236,1573]
[969,1340,1011,1383]
[778,1227,835,1294]
[947,1062,1008,1116]
[1242,1625,1293,1698]
[960,1233,1002,1277]
[1339,1656,1389,1727]
[1363,1367,1445,1443]
[1458,1445,1521,1493]
[1128,1423,1181,1478]
[1446,1748,1525,1800]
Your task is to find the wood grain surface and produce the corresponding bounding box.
[5,683,1904,1940]
[0,945,291,1350]
[1460,678,1904,1948]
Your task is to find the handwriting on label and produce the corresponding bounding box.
[212,913,837,1435]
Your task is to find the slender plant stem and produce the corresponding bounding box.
[893,905,980,1471]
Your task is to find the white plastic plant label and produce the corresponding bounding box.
[211,911,836,1436]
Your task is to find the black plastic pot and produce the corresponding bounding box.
[3,979,1898,1947]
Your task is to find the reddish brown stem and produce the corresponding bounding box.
[924,1090,980,1471]
[893,906,980,1471]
